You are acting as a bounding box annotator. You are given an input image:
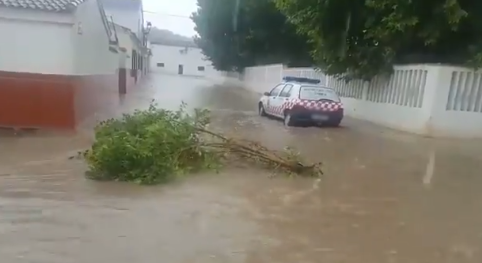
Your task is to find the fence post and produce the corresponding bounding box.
[360,81,369,101]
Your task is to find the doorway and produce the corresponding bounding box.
[178,64,183,75]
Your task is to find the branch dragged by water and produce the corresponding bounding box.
[78,101,322,184]
[196,127,321,176]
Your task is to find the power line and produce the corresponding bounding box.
[143,10,191,19]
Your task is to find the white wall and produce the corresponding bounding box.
[150,44,219,77]
[0,1,119,76]
[116,28,133,69]
[328,65,431,134]
[243,64,283,94]
[71,0,118,75]
[239,63,482,138]
[282,67,327,86]
[103,5,143,39]
[326,65,482,137]
[423,66,482,137]
[242,64,327,94]
[0,7,74,74]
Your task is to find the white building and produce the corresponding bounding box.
[103,0,144,39]
[0,0,143,130]
[103,0,148,82]
[150,44,220,78]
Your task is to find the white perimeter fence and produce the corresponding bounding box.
[221,63,482,138]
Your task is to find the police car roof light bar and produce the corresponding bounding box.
[282,76,321,84]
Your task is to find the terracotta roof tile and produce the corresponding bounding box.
[0,0,87,12]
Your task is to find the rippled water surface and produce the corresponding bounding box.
[0,74,481,262]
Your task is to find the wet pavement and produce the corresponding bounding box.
[1,73,482,262]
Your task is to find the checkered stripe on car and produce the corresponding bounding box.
[267,99,342,115]
[296,100,342,111]
[274,99,301,114]
[267,104,285,115]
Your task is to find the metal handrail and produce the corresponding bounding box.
[97,0,115,43]
[108,16,119,43]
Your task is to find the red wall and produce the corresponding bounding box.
[0,69,129,130]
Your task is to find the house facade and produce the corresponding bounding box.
[112,22,148,92]
[0,0,148,130]
[150,44,220,78]
[103,0,143,38]
[103,0,148,80]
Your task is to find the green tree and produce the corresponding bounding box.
[191,0,313,71]
[275,0,482,79]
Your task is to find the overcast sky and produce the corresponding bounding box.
[143,0,198,37]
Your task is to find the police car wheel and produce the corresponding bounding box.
[258,103,267,116]
[284,111,295,126]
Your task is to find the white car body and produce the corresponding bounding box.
[258,80,344,126]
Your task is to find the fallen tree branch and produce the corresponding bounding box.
[73,102,323,184]
[195,127,323,177]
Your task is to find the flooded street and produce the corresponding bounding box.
[1,74,481,262]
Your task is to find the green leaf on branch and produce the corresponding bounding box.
[81,102,323,185]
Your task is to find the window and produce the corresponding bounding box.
[197,66,205,71]
[279,84,293,97]
[157,63,164,67]
[299,86,341,102]
[269,84,285,96]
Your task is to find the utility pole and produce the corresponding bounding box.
[143,21,152,74]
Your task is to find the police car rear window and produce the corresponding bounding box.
[299,86,340,102]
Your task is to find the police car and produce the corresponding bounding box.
[258,76,343,127]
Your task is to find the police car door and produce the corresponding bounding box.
[272,84,294,117]
[266,84,285,115]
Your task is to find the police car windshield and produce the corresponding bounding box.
[299,86,340,102]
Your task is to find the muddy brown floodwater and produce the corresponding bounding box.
[1,74,482,263]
